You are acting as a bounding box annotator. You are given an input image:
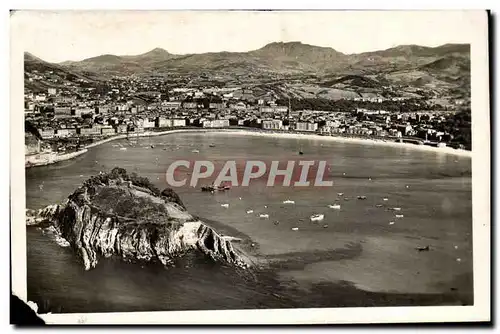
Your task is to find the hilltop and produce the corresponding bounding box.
[43,41,470,77]
[24,41,470,99]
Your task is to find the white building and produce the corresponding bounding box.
[39,128,55,139]
[261,119,283,130]
[295,122,318,132]
[202,119,230,128]
[157,117,173,128]
[142,118,156,129]
[172,119,186,127]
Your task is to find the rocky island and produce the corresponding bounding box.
[26,168,251,270]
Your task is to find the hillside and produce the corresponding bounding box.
[51,42,469,77]
[25,42,470,99]
[24,52,102,92]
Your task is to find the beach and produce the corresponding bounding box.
[26,127,471,169]
[25,149,89,167]
[221,129,472,158]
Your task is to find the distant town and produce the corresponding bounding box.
[24,68,472,162]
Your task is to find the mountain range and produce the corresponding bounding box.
[48,41,470,77]
[24,41,471,101]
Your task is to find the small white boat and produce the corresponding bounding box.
[239,197,242,200]
[310,214,325,222]
[192,149,200,153]
[264,205,268,208]
[246,210,254,214]
[406,185,410,189]
[119,147,127,151]
[221,203,229,208]
[283,200,295,204]
[259,214,269,219]
[323,224,329,228]
[291,227,299,231]
[337,193,344,196]
[383,198,389,201]
[389,221,395,225]
[391,207,402,211]
[328,204,341,210]
[395,214,404,218]
[375,204,383,208]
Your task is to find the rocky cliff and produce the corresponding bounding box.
[26,168,250,270]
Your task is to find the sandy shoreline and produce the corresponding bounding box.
[26,127,471,168]
[218,129,472,158]
[102,127,472,157]
[25,149,89,167]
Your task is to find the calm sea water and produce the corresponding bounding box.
[26,132,473,313]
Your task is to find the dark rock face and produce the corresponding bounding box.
[26,168,250,270]
[160,188,185,209]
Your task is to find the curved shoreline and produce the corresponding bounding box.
[84,127,473,158]
[25,127,471,168]
[219,129,472,158]
[25,149,89,168]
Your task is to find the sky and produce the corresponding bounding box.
[11,10,483,63]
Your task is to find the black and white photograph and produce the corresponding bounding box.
[9,9,490,324]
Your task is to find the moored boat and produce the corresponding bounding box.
[310,214,325,222]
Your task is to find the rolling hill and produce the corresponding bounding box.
[52,41,469,77]
[24,42,470,99]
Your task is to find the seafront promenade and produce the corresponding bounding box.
[25,127,472,168]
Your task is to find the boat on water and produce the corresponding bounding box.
[259,214,269,219]
[328,204,341,210]
[391,207,402,211]
[337,193,344,196]
[221,203,229,208]
[291,227,299,231]
[299,151,304,155]
[192,149,200,153]
[246,210,254,214]
[310,214,325,222]
[283,200,295,204]
[119,147,127,151]
[150,145,155,149]
[357,196,367,200]
[209,144,216,147]
[201,183,231,192]
[383,198,389,201]
[395,214,404,218]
